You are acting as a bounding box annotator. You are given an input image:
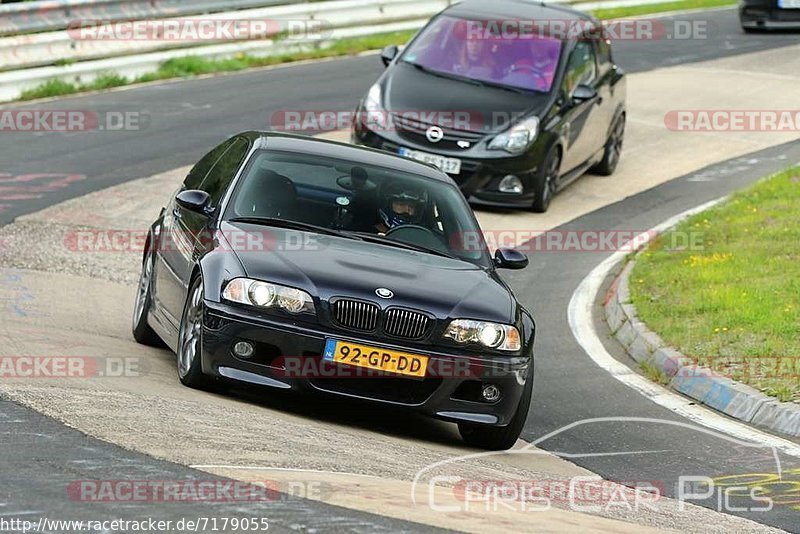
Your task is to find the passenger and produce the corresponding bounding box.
[452,38,497,78]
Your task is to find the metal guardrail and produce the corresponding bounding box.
[0,0,309,37]
[0,0,451,102]
[0,0,446,71]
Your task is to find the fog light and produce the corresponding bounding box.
[233,341,255,359]
[498,175,524,194]
[481,384,501,402]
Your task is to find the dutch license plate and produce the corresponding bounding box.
[398,147,462,175]
[323,339,428,378]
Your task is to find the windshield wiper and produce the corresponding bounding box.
[344,231,457,260]
[470,78,528,94]
[228,217,361,240]
[403,60,531,94]
[403,60,480,86]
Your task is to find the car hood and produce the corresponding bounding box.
[222,222,515,324]
[382,62,551,134]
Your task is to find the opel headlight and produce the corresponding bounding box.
[364,83,382,113]
[443,319,521,352]
[488,116,540,154]
[222,278,315,315]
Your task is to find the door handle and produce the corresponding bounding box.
[172,207,182,219]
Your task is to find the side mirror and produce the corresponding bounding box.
[572,84,597,103]
[380,45,398,67]
[494,248,529,270]
[176,189,211,215]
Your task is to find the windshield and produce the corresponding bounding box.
[224,149,491,267]
[401,15,563,93]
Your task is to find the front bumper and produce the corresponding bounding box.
[201,300,531,427]
[352,120,541,208]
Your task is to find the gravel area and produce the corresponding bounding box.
[0,166,187,284]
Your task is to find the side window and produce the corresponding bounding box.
[184,138,235,189]
[564,41,597,95]
[595,38,613,75]
[199,137,250,207]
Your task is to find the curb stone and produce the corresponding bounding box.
[614,318,639,348]
[604,255,800,438]
[651,347,689,378]
[751,402,800,437]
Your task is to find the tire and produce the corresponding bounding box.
[132,244,162,346]
[176,275,210,389]
[591,114,625,176]
[531,147,561,213]
[458,362,534,450]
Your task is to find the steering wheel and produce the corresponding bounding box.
[385,225,449,253]
[509,64,548,89]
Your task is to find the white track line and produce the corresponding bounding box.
[567,197,800,458]
[190,465,381,478]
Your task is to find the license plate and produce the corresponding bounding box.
[323,339,428,378]
[778,0,800,8]
[398,147,462,175]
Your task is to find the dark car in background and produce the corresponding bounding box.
[739,0,800,30]
[132,132,536,450]
[352,0,626,212]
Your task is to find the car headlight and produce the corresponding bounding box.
[488,116,540,154]
[443,319,521,352]
[364,83,382,114]
[222,278,315,315]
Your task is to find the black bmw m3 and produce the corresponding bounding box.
[133,132,535,449]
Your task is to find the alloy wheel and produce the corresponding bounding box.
[132,250,153,330]
[178,282,203,379]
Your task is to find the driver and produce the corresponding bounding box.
[501,38,560,90]
[376,182,429,235]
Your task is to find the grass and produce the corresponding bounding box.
[16,0,738,102]
[641,361,671,386]
[20,72,129,100]
[630,166,800,402]
[18,30,416,101]
[593,0,736,19]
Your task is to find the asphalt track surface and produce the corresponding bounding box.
[1,6,800,532]
[0,396,447,533]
